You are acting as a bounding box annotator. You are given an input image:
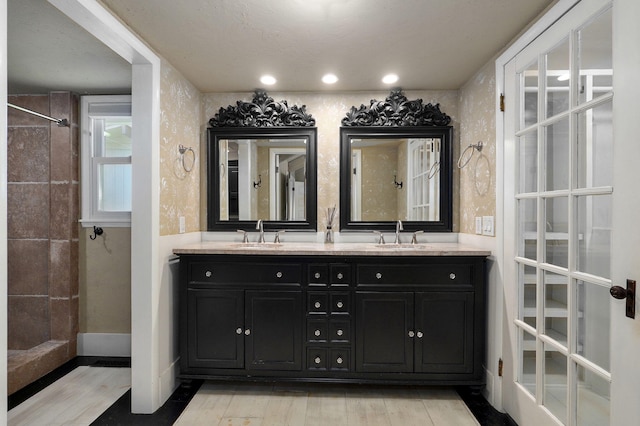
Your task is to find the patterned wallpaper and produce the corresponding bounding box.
[159,59,202,236]
[158,71,496,236]
[458,60,497,235]
[202,90,461,233]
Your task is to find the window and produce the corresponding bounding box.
[80,95,132,227]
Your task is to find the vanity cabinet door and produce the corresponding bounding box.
[355,291,414,372]
[186,288,244,369]
[245,290,303,371]
[414,292,474,374]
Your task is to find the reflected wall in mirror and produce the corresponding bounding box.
[340,90,452,232]
[207,90,317,231]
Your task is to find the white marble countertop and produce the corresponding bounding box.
[173,241,491,257]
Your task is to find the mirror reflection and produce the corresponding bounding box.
[350,137,441,222]
[208,127,317,231]
[340,126,452,232]
[219,138,307,221]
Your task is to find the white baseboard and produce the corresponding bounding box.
[77,333,131,357]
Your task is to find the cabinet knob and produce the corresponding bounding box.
[244,329,251,336]
[376,272,382,280]
[337,272,344,280]
[314,301,321,309]
[336,329,343,336]
[315,356,322,364]
[336,301,344,309]
[336,357,343,364]
[276,271,283,278]
[314,329,321,337]
[314,272,321,279]
[236,327,243,335]
[449,273,456,280]
[205,270,212,278]
[417,331,423,338]
[408,331,415,338]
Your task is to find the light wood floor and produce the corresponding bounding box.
[8,366,130,426]
[175,381,480,426]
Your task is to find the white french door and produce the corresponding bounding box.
[502,0,640,424]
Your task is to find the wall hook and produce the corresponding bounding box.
[89,226,104,240]
[393,175,403,189]
[253,174,262,188]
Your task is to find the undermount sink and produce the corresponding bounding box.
[374,244,431,250]
[231,243,283,249]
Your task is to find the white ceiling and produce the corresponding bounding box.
[8,0,557,94]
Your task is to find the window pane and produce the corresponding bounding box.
[577,101,613,189]
[99,164,132,212]
[518,131,538,194]
[577,281,610,371]
[520,264,537,327]
[545,118,570,191]
[577,194,612,279]
[576,365,610,426]
[545,197,568,268]
[546,37,570,118]
[544,345,567,424]
[519,328,537,397]
[577,8,612,105]
[522,60,539,128]
[518,198,537,260]
[94,117,132,157]
[544,271,568,347]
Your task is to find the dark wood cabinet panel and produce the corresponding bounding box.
[179,254,486,386]
[415,292,474,373]
[355,292,414,372]
[246,290,302,371]
[186,288,244,369]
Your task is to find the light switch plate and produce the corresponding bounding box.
[179,216,186,234]
[475,217,483,235]
[482,216,494,236]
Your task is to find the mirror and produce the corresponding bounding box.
[208,127,317,231]
[340,126,452,232]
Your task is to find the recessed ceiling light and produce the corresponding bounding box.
[322,73,338,84]
[382,74,399,84]
[260,75,277,85]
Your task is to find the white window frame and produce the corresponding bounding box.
[80,95,132,227]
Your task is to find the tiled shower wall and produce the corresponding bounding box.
[7,92,79,393]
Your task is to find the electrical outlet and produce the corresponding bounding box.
[475,217,483,235]
[179,216,186,234]
[482,216,494,236]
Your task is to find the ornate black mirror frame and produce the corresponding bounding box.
[339,89,453,232]
[207,90,317,231]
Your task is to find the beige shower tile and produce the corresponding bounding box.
[7,183,50,239]
[8,239,49,295]
[7,127,50,183]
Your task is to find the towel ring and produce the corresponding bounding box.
[457,141,483,169]
[178,145,196,173]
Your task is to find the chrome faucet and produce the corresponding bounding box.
[394,220,403,244]
[411,230,424,244]
[256,219,265,243]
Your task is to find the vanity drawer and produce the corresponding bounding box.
[329,319,350,343]
[307,348,328,370]
[307,319,328,343]
[308,264,329,286]
[356,263,473,286]
[189,261,302,284]
[307,292,329,314]
[329,349,350,371]
[330,264,351,286]
[330,292,350,314]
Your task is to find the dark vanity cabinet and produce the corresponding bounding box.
[179,254,486,386]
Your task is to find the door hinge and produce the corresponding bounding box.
[498,358,503,377]
[499,94,505,112]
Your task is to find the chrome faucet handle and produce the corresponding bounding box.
[274,230,284,243]
[373,231,385,244]
[411,230,424,244]
[256,219,265,243]
[394,220,404,244]
[237,229,249,243]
